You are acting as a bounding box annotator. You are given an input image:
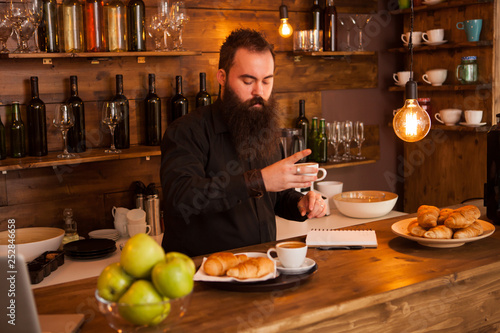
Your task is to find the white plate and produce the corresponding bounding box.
[459,122,487,127]
[424,40,448,46]
[391,218,495,248]
[277,258,316,275]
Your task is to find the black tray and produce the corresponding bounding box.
[200,263,317,292]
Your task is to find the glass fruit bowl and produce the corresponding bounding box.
[95,290,191,332]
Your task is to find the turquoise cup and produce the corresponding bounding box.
[456,19,483,42]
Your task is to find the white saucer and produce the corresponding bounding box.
[459,122,487,127]
[276,258,316,275]
[424,40,447,46]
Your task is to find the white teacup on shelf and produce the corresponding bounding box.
[464,110,483,125]
[435,109,462,126]
[393,71,413,86]
[422,28,445,43]
[422,68,447,86]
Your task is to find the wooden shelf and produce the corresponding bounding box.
[0,50,202,59]
[0,145,161,172]
[292,51,376,61]
[388,83,492,92]
[389,0,493,15]
[430,124,491,132]
[321,159,377,169]
[387,40,493,53]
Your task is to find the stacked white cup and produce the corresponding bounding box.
[126,209,151,237]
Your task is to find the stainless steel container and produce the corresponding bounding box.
[145,194,161,236]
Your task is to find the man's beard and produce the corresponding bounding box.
[220,85,281,163]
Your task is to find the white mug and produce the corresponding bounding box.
[464,110,483,124]
[316,181,343,212]
[127,208,146,225]
[114,220,128,238]
[112,206,129,225]
[422,69,447,86]
[295,162,327,181]
[267,241,307,268]
[127,223,151,237]
[422,28,445,43]
[393,71,413,86]
[434,109,462,126]
[401,31,422,45]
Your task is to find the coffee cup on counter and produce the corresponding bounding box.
[128,223,151,237]
[421,28,445,43]
[295,162,327,181]
[126,208,146,224]
[456,19,482,42]
[267,241,307,268]
[422,69,447,86]
[464,110,483,125]
[112,206,129,238]
[401,31,422,46]
[434,109,462,126]
[316,181,343,212]
[393,71,413,86]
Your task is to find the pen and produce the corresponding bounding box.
[317,246,364,250]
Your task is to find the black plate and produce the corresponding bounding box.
[200,263,317,292]
[63,239,116,254]
[64,247,116,260]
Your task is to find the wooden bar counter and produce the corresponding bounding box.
[34,213,500,332]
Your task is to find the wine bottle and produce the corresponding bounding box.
[295,99,309,149]
[307,117,318,162]
[27,77,48,157]
[195,72,211,108]
[10,102,26,158]
[41,0,59,52]
[112,74,130,149]
[0,116,6,160]
[311,0,322,31]
[85,0,105,52]
[67,76,86,152]
[127,0,145,51]
[145,73,161,146]
[317,118,327,163]
[324,0,337,52]
[171,75,188,122]
[105,0,127,52]
[62,0,84,53]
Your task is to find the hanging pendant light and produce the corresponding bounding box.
[278,2,293,38]
[393,0,431,142]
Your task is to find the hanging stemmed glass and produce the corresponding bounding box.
[53,104,76,159]
[7,0,29,53]
[352,14,372,51]
[146,15,164,51]
[342,120,353,161]
[0,5,13,53]
[26,0,42,52]
[102,101,122,154]
[169,1,189,51]
[354,121,366,160]
[338,15,355,51]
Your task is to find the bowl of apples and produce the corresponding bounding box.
[95,234,195,332]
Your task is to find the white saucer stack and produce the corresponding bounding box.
[88,229,120,241]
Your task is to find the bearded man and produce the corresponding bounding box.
[160,29,326,256]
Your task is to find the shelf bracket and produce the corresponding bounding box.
[42,58,52,65]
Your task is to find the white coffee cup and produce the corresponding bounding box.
[435,109,462,126]
[114,220,128,238]
[422,28,445,43]
[393,71,413,86]
[464,110,483,124]
[127,208,147,225]
[401,31,422,45]
[128,223,151,237]
[316,181,343,212]
[422,68,447,86]
[267,241,307,268]
[112,206,129,225]
[295,162,327,181]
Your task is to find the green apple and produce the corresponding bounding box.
[118,280,170,326]
[165,251,196,277]
[120,233,165,279]
[152,257,194,299]
[97,262,135,302]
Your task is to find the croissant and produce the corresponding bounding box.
[437,208,454,225]
[444,205,481,229]
[204,252,248,276]
[423,225,453,239]
[226,257,275,279]
[408,220,427,237]
[453,221,483,239]
[417,205,440,228]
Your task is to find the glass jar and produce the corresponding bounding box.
[418,97,433,122]
[456,56,478,84]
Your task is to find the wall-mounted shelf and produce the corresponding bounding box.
[0,51,201,59]
[430,124,492,132]
[292,50,376,62]
[390,0,493,15]
[388,83,492,92]
[321,159,376,169]
[388,40,493,53]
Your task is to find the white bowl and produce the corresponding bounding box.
[333,191,398,218]
[0,227,65,262]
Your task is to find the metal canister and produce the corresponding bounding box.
[145,194,161,236]
[135,193,144,210]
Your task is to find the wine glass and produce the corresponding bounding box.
[342,120,353,161]
[338,15,355,51]
[169,1,189,51]
[0,6,13,53]
[102,101,122,154]
[352,14,372,51]
[53,104,76,159]
[7,0,30,53]
[16,15,35,53]
[354,121,366,160]
[146,15,164,51]
[157,0,171,50]
[26,0,42,52]
[327,121,342,162]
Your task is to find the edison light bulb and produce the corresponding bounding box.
[393,99,431,142]
[279,18,293,38]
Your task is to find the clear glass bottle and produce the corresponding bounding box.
[62,0,84,52]
[105,0,127,52]
[62,208,79,244]
[85,0,105,52]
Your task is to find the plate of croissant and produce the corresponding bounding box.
[391,205,495,248]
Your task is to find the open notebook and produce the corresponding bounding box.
[306,229,378,248]
[0,255,85,333]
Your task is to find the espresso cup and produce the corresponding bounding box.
[267,241,307,268]
[127,223,151,237]
[456,19,482,42]
[434,109,462,126]
[421,28,444,43]
[295,162,327,181]
[393,71,413,86]
[127,208,146,225]
[422,69,447,86]
[464,110,483,124]
[401,31,422,46]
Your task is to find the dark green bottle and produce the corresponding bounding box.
[42,0,59,52]
[27,77,48,156]
[112,74,130,149]
[195,72,211,108]
[0,116,6,160]
[295,99,309,149]
[145,73,161,145]
[67,76,86,153]
[307,117,318,162]
[317,118,327,163]
[10,102,26,158]
[127,0,145,51]
[171,75,188,121]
